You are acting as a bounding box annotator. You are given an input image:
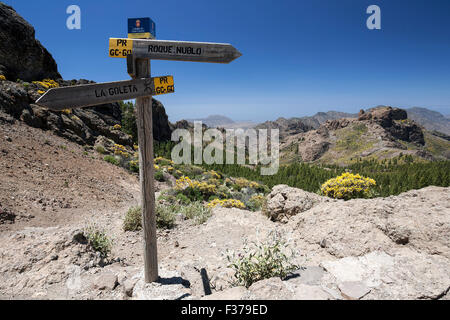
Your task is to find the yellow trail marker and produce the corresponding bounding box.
[109,38,133,58]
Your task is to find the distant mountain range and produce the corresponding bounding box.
[183,107,450,137]
[405,107,450,135]
[185,115,256,129]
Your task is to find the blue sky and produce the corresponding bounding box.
[6,0,450,122]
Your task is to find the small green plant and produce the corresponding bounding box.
[180,202,212,224]
[129,159,139,173]
[246,194,267,212]
[227,232,298,288]
[84,225,112,258]
[104,155,120,166]
[176,193,191,205]
[125,204,177,230]
[155,204,177,229]
[123,206,142,231]
[154,170,165,182]
[95,146,106,154]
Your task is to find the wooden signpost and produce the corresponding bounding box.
[37,17,242,284]
[109,38,242,63]
[36,76,174,110]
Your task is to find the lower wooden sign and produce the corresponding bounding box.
[35,76,174,110]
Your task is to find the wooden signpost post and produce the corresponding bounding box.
[37,18,242,284]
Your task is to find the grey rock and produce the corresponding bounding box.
[95,273,118,291]
[265,185,327,222]
[338,281,371,300]
[132,269,192,300]
[287,266,325,286]
[321,250,450,300]
[123,279,138,297]
[289,283,332,300]
[202,286,247,300]
[245,278,292,300]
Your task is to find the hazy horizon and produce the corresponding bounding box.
[6,0,450,122]
[168,105,450,123]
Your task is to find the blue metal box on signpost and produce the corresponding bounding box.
[128,17,156,39]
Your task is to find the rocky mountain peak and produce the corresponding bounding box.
[0,3,61,82]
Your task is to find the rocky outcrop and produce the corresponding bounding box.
[279,106,438,164]
[0,4,173,147]
[152,99,172,141]
[0,79,133,146]
[256,117,315,140]
[265,185,330,222]
[0,3,61,82]
[358,106,425,145]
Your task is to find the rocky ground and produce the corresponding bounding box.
[1,120,449,300]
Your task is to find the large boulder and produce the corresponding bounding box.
[0,3,61,82]
[265,185,330,222]
[321,249,450,299]
[287,186,450,260]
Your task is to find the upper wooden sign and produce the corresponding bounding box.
[109,38,242,63]
[35,76,174,110]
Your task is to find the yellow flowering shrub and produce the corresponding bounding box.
[320,172,376,200]
[32,79,59,89]
[37,90,45,95]
[204,170,222,179]
[234,177,260,189]
[154,156,174,166]
[225,177,269,193]
[175,176,217,201]
[61,109,72,115]
[113,144,129,158]
[0,75,6,81]
[112,124,122,130]
[206,199,246,209]
[129,159,139,172]
[248,194,266,211]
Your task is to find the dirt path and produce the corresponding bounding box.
[0,121,140,232]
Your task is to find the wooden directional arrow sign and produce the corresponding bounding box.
[109,38,242,63]
[35,76,174,111]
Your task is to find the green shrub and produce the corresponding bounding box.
[123,204,177,230]
[123,206,142,231]
[129,160,139,173]
[180,202,212,224]
[154,170,165,182]
[156,204,177,229]
[84,225,112,258]
[104,155,120,166]
[95,146,106,154]
[246,194,267,212]
[176,193,191,205]
[227,232,298,288]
